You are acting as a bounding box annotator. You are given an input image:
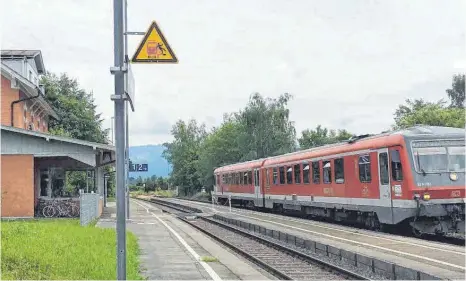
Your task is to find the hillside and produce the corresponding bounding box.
[129,145,171,178]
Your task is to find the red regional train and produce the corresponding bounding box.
[213,126,465,237]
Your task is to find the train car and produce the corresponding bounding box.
[213,158,266,207]
[213,125,465,237]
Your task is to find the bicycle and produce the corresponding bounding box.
[67,200,80,217]
[42,199,73,218]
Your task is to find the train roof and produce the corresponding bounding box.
[214,125,465,171]
[214,158,267,174]
[263,125,465,166]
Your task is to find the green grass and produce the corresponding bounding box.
[1,219,143,280]
[200,256,218,262]
[130,189,175,198]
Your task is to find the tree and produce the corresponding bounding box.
[298,125,352,149]
[446,74,465,108]
[233,93,297,160]
[162,119,206,196]
[41,72,109,143]
[197,119,245,189]
[393,74,466,130]
[42,72,111,195]
[393,100,465,129]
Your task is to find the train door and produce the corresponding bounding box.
[377,148,394,223]
[254,168,262,207]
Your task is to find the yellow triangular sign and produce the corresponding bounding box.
[131,21,178,63]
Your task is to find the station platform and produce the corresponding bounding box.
[97,199,270,280]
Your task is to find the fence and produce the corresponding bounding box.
[79,190,101,226]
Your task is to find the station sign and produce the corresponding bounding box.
[129,163,148,172]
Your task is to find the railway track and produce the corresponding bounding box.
[176,196,465,246]
[143,198,371,280]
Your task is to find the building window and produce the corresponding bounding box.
[359,155,372,183]
[279,166,285,184]
[273,168,278,184]
[334,158,344,184]
[390,150,403,181]
[323,161,332,183]
[286,167,292,184]
[303,163,310,184]
[312,161,320,184]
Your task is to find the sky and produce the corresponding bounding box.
[1,0,465,146]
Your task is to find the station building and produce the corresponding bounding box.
[1,50,115,218]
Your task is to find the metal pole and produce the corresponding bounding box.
[112,0,126,279]
[124,0,130,219]
[111,117,115,144]
[104,176,107,207]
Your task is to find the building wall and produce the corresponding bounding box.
[0,154,35,217]
[1,75,49,132]
[1,75,20,127]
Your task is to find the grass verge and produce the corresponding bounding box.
[200,256,218,262]
[1,219,143,280]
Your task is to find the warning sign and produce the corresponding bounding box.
[131,21,178,63]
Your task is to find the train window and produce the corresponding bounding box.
[239,172,243,185]
[236,172,240,185]
[229,173,233,184]
[379,153,389,185]
[390,150,403,181]
[273,168,278,184]
[359,155,372,183]
[294,164,301,184]
[248,171,253,185]
[279,166,285,184]
[266,169,270,186]
[244,172,249,185]
[286,167,293,184]
[312,161,320,184]
[255,169,260,186]
[323,161,332,184]
[303,163,310,184]
[334,158,344,184]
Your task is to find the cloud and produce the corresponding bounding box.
[1,0,464,146]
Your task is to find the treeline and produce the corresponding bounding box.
[129,175,171,192]
[163,74,465,196]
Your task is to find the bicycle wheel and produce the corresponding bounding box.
[64,204,74,218]
[71,204,80,217]
[42,205,56,218]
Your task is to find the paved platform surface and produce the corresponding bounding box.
[163,197,466,280]
[97,199,270,280]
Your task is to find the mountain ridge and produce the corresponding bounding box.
[129,144,171,178]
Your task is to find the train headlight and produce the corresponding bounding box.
[423,193,430,201]
[450,172,458,181]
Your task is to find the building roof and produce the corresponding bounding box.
[1,62,58,119]
[1,125,115,151]
[1,50,45,74]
